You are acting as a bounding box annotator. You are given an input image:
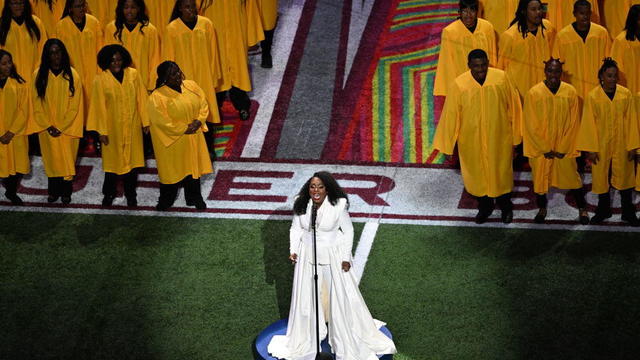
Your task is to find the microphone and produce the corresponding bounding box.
[311,204,318,228]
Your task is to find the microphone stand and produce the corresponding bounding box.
[312,204,332,359]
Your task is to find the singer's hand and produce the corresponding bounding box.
[289,253,298,264]
[341,261,351,272]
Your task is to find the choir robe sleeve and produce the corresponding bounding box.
[146,96,189,147]
[181,81,210,133]
[338,203,354,263]
[245,0,265,46]
[576,93,599,152]
[624,95,640,151]
[523,88,551,157]
[58,73,84,137]
[86,76,109,135]
[145,25,161,91]
[136,73,150,128]
[6,82,29,136]
[610,36,631,91]
[433,80,462,155]
[31,71,50,132]
[433,25,458,96]
[497,30,513,70]
[557,90,581,156]
[506,74,523,145]
[289,213,303,256]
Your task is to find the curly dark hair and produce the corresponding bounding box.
[509,0,546,38]
[624,4,640,41]
[35,38,75,99]
[0,0,41,46]
[0,49,26,83]
[293,171,349,215]
[112,0,149,42]
[97,44,132,71]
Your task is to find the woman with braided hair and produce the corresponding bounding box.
[498,0,556,98]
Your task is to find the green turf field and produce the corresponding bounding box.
[2,212,640,359]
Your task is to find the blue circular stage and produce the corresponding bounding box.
[254,319,394,359]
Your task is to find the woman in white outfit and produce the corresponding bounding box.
[268,171,396,360]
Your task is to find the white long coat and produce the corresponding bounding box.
[268,198,397,360]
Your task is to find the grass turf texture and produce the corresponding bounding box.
[1,213,639,359]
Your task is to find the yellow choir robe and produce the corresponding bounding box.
[163,16,221,123]
[0,16,47,83]
[198,0,263,93]
[147,80,212,185]
[576,84,639,193]
[0,78,30,177]
[434,68,523,197]
[478,0,518,36]
[104,21,161,92]
[146,1,175,40]
[611,32,640,94]
[85,0,117,28]
[258,0,278,31]
[86,68,149,175]
[523,81,582,194]
[30,0,64,36]
[32,68,84,178]
[433,18,497,96]
[602,0,640,39]
[552,22,611,100]
[546,0,600,30]
[55,14,103,114]
[498,19,556,98]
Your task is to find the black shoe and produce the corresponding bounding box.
[533,208,546,224]
[126,196,137,208]
[239,109,250,121]
[6,193,23,206]
[102,195,115,207]
[156,202,171,211]
[621,212,640,226]
[501,209,513,224]
[47,195,59,203]
[590,209,612,224]
[194,199,206,210]
[61,196,71,205]
[475,208,493,224]
[261,54,272,68]
[578,209,590,225]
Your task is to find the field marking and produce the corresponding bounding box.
[353,221,379,284]
[242,1,305,158]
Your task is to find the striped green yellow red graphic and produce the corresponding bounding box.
[338,0,458,164]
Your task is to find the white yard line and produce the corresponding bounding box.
[352,221,379,284]
[344,0,376,88]
[241,1,305,158]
